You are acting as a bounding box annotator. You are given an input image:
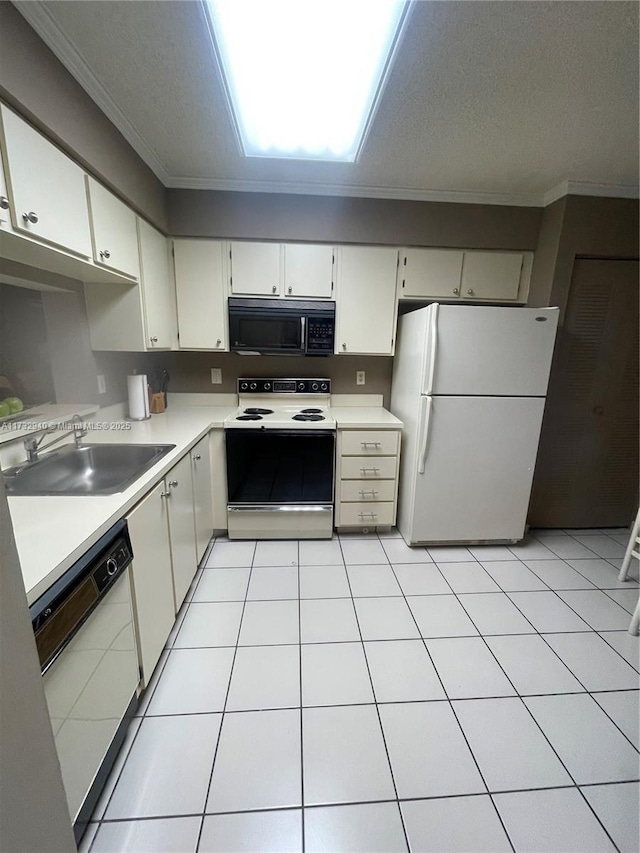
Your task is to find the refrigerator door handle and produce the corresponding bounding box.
[417,396,433,475]
[424,303,439,395]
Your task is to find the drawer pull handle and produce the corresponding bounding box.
[360,467,381,475]
[358,512,378,519]
[359,490,379,498]
[361,441,381,448]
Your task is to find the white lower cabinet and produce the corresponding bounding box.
[336,429,401,530]
[165,454,198,611]
[191,434,214,563]
[126,480,176,687]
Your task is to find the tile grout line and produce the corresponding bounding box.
[193,539,257,853]
[382,544,517,853]
[297,539,305,853]
[339,535,412,853]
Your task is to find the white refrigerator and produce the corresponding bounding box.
[390,303,559,544]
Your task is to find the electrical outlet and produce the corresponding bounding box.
[356,370,366,386]
[211,368,222,385]
[97,374,107,395]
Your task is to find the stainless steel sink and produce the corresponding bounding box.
[3,443,176,495]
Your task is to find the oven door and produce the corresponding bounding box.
[226,429,335,538]
[228,302,304,355]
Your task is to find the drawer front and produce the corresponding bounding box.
[340,456,398,480]
[340,480,397,503]
[338,501,395,526]
[341,430,399,456]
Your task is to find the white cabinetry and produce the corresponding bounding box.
[174,239,227,350]
[0,151,10,233]
[190,435,214,563]
[165,453,198,611]
[139,219,176,349]
[86,177,140,278]
[335,246,399,355]
[127,481,176,687]
[84,220,177,351]
[283,243,334,298]
[399,249,463,299]
[0,104,92,258]
[461,251,529,301]
[336,429,401,529]
[230,241,281,296]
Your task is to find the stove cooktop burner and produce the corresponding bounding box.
[244,408,274,415]
[300,408,323,414]
[292,413,325,422]
[236,414,263,421]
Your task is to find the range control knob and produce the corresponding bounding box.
[320,382,328,391]
[263,382,271,391]
[311,382,319,391]
[298,382,305,391]
[240,382,249,391]
[250,382,257,390]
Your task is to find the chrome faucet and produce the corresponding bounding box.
[24,414,87,463]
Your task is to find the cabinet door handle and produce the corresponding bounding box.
[100,249,111,260]
[359,490,379,498]
[216,338,221,347]
[193,454,201,461]
[168,479,178,488]
[361,441,381,448]
[342,343,347,351]
[0,196,9,210]
[358,512,378,519]
[467,289,474,296]
[288,285,292,294]
[360,467,381,475]
[272,285,277,293]
[453,288,459,295]
[150,336,158,344]
[160,490,171,499]
[22,211,38,224]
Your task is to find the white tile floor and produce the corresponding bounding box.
[82,528,640,853]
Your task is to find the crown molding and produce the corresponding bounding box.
[165,176,545,207]
[14,0,171,185]
[544,180,639,206]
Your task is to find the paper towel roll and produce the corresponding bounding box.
[127,374,150,421]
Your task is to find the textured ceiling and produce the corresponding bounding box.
[14,0,640,203]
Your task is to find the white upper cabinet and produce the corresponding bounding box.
[461,251,528,301]
[400,249,464,299]
[283,243,334,298]
[0,150,10,232]
[335,246,399,356]
[173,239,227,350]
[229,241,281,296]
[0,105,92,258]
[138,219,176,349]
[86,177,140,278]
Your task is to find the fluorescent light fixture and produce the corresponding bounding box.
[204,0,409,162]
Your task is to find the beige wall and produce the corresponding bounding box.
[0,2,167,230]
[168,189,542,249]
[0,480,76,852]
[93,351,394,407]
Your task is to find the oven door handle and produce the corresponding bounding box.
[301,316,306,353]
[228,505,333,513]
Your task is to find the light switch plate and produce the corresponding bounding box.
[356,370,366,386]
[97,374,107,394]
[211,368,222,384]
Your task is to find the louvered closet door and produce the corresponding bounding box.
[529,259,639,528]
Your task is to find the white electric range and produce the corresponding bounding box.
[224,379,336,539]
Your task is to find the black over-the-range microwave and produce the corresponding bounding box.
[228,298,335,356]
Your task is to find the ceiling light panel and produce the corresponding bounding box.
[205,0,409,162]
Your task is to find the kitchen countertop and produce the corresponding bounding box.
[330,407,403,429]
[9,403,237,605]
[8,401,402,605]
